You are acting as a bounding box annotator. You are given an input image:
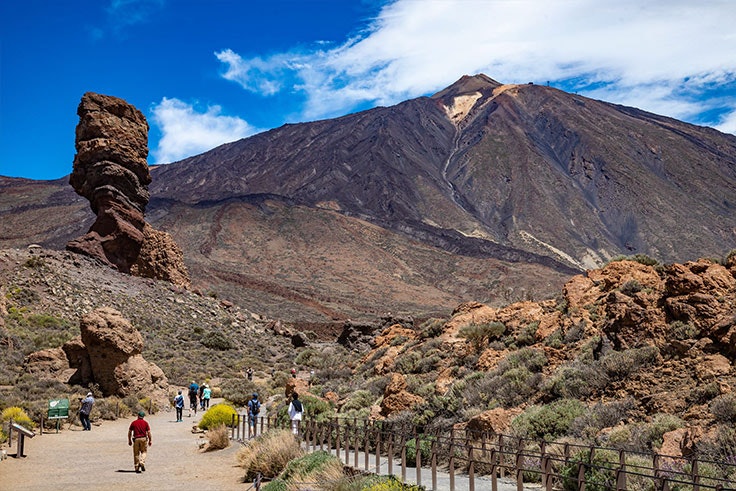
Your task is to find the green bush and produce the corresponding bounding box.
[274,394,335,427]
[405,436,435,464]
[220,378,260,406]
[670,320,700,340]
[619,279,643,296]
[200,330,232,350]
[511,399,586,441]
[340,390,375,413]
[198,403,238,430]
[420,318,446,339]
[711,394,736,424]
[458,321,505,352]
[559,449,618,491]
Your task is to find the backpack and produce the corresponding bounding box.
[249,399,260,415]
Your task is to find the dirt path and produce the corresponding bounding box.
[0,402,247,491]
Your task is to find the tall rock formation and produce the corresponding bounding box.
[66,92,190,288]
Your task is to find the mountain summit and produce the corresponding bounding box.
[2,74,736,323]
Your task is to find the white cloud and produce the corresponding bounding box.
[150,98,259,165]
[716,110,736,134]
[216,0,736,133]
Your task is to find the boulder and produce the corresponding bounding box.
[466,407,522,436]
[79,307,169,406]
[23,347,71,381]
[380,373,424,417]
[284,376,309,399]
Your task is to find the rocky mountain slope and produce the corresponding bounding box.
[2,74,736,324]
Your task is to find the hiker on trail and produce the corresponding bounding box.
[290,368,296,378]
[174,390,184,422]
[79,391,94,431]
[246,367,253,381]
[202,384,211,409]
[288,392,303,435]
[128,410,152,473]
[188,380,199,416]
[198,384,205,410]
[247,393,260,436]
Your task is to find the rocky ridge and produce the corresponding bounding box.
[356,253,736,456]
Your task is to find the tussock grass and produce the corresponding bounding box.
[237,429,303,479]
[204,423,230,451]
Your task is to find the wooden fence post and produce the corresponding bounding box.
[468,439,475,491]
[415,430,422,488]
[364,422,370,471]
[231,414,236,440]
[354,418,359,468]
[499,434,506,479]
[692,458,700,491]
[491,448,499,491]
[516,437,524,491]
[431,434,438,491]
[616,449,626,491]
[388,428,394,477]
[344,419,350,464]
[449,428,456,491]
[376,423,382,474]
[577,461,586,491]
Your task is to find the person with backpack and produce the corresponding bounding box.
[173,390,184,422]
[188,380,199,416]
[288,392,303,435]
[247,393,260,437]
[202,384,211,409]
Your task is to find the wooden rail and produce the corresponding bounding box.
[232,414,736,490]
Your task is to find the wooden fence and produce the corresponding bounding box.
[231,414,736,491]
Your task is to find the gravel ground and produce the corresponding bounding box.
[1,404,247,491]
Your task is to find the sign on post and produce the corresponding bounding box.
[47,398,70,433]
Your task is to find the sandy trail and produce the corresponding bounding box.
[0,403,247,491]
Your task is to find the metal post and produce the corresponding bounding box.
[401,435,407,484]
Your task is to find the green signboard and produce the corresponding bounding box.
[48,398,70,419]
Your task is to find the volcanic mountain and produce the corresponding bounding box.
[2,74,736,324]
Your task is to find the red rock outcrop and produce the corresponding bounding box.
[67,92,190,288]
[380,373,424,417]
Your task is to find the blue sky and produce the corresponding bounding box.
[2,0,735,181]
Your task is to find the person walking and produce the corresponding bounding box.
[174,390,184,422]
[128,411,152,473]
[188,380,199,416]
[202,384,211,409]
[288,392,303,435]
[246,393,260,437]
[198,384,205,410]
[79,392,94,431]
[246,367,253,381]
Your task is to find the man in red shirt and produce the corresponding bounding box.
[127,410,152,473]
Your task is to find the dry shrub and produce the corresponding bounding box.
[205,423,230,451]
[237,429,303,479]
